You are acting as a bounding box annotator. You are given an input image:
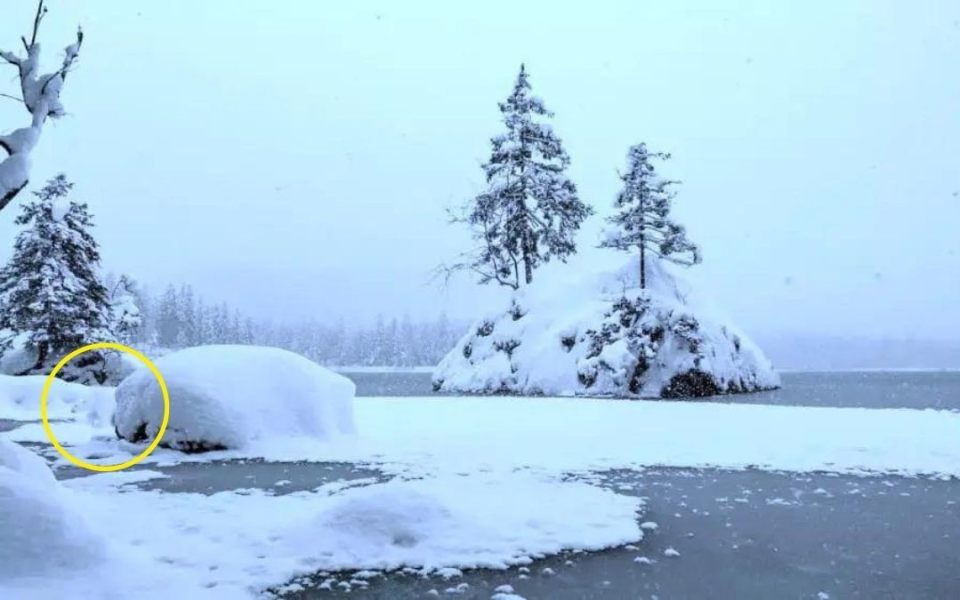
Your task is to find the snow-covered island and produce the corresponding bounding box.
[436,78,779,399]
[434,254,780,398]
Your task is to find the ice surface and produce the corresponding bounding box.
[113,345,356,451]
[0,470,641,599]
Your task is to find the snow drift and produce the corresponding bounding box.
[113,345,355,452]
[0,439,105,579]
[434,253,780,398]
[284,473,642,571]
[0,374,114,425]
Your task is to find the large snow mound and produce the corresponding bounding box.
[0,439,105,579]
[113,345,356,452]
[434,253,780,398]
[0,374,114,424]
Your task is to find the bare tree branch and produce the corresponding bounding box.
[40,27,83,99]
[1,52,20,66]
[0,0,84,212]
[30,0,48,47]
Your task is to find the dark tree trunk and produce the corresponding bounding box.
[18,341,48,376]
[640,240,646,289]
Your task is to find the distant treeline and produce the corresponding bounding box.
[126,282,467,367]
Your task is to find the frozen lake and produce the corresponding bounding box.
[270,466,960,599]
[5,370,958,599]
[342,369,960,409]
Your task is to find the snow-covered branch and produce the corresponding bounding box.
[0,0,84,213]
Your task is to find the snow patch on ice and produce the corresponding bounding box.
[2,470,641,599]
[284,474,642,571]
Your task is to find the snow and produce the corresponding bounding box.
[113,345,356,451]
[283,473,641,571]
[330,396,960,477]
[10,391,960,478]
[50,197,70,221]
[0,439,106,580]
[5,384,960,478]
[434,252,780,398]
[0,154,31,201]
[0,374,114,425]
[0,470,641,599]
[3,371,960,597]
[0,25,83,206]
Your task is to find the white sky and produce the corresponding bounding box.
[1,0,958,339]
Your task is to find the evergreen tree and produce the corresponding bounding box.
[453,65,592,289]
[399,314,417,366]
[195,297,211,344]
[241,317,257,345]
[108,274,143,344]
[601,143,701,289]
[230,309,243,344]
[133,282,155,345]
[176,284,197,347]
[210,302,229,343]
[0,175,115,382]
[156,285,180,347]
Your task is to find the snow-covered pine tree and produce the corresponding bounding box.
[210,302,229,344]
[601,143,701,289]
[451,65,591,289]
[108,274,143,344]
[0,174,115,382]
[176,284,197,347]
[156,285,180,347]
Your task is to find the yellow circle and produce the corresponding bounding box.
[40,342,170,473]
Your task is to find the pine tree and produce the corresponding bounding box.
[108,274,143,344]
[210,302,229,343]
[176,284,197,347]
[601,143,701,289]
[156,285,180,347]
[452,65,592,289]
[0,175,115,382]
[241,318,256,345]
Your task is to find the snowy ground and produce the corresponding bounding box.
[3,386,960,598]
[9,395,960,478]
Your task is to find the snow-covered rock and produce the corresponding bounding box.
[0,439,105,579]
[113,345,355,452]
[434,254,779,398]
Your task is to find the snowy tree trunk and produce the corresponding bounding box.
[0,1,83,212]
[640,235,646,290]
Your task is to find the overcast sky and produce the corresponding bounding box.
[1,0,958,340]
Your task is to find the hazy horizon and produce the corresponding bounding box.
[1,0,957,342]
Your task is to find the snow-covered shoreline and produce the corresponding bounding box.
[7,394,960,479]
